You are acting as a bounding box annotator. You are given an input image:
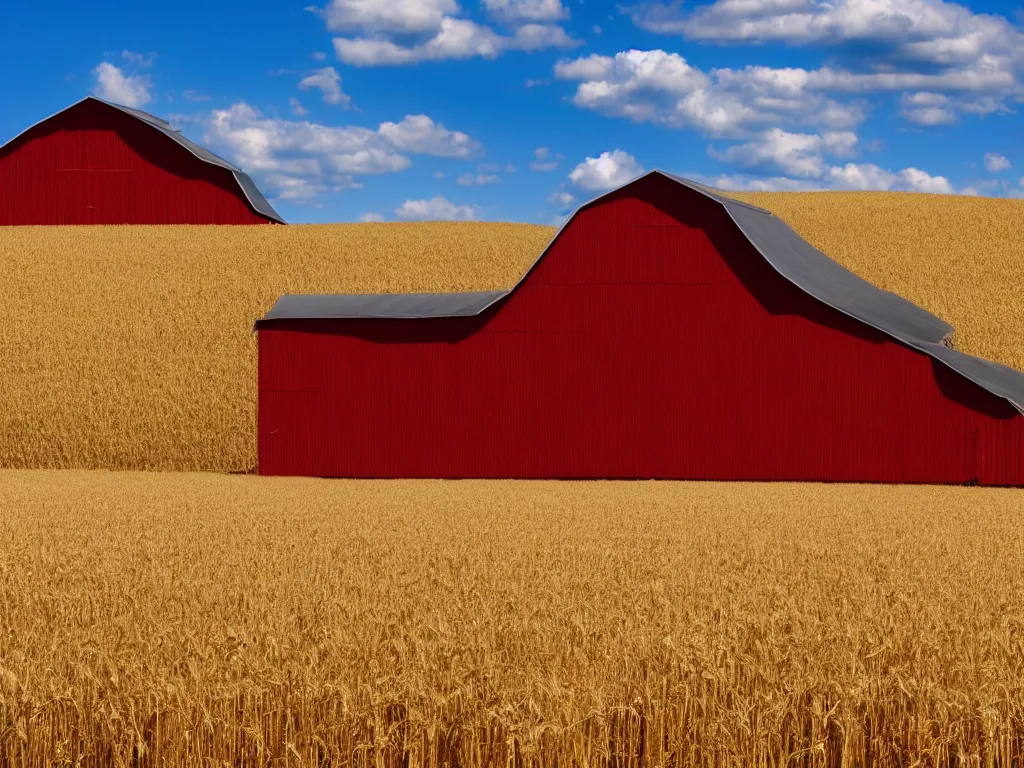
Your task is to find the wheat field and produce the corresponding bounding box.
[1,192,1022,472]
[1,470,1023,767]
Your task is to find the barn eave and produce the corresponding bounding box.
[255,290,507,327]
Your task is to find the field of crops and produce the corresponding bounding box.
[1,470,1022,767]
[0,190,1022,473]
[2,189,1024,767]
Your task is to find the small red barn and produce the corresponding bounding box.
[0,96,283,225]
[255,171,1024,485]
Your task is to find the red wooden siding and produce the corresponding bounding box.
[257,174,1024,485]
[0,99,272,225]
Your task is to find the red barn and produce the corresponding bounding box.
[0,96,283,225]
[255,171,1024,485]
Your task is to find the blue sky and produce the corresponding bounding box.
[2,0,1023,224]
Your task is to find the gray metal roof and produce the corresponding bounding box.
[261,290,506,321]
[0,96,285,224]
[256,169,1024,414]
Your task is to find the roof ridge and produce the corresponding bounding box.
[653,171,775,216]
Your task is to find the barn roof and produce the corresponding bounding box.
[257,170,1024,414]
[0,96,285,224]
[264,290,507,320]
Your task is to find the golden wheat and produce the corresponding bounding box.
[0,223,550,472]
[1,471,1023,767]
[0,191,1021,472]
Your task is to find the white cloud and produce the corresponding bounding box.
[289,97,309,116]
[631,0,1024,68]
[831,167,885,191]
[549,190,576,206]
[327,0,579,65]
[205,103,397,173]
[395,195,480,220]
[378,114,480,158]
[899,91,957,124]
[512,23,579,50]
[311,50,328,61]
[359,211,385,221]
[530,146,561,171]
[506,163,517,172]
[896,167,956,193]
[699,126,956,194]
[709,128,858,177]
[484,0,568,23]
[92,62,152,107]
[693,173,826,192]
[963,179,1001,193]
[822,130,859,156]
[332,39,414,66]
[694,164,957,194]
[568,149,645,190]
[555,39,1023,133]
[629,0,1024,123]
[984,152,1011,172]
[334,19,498,64]
[906,108,956,125]
[554,51,868,137]
[457,172,501,185]
[554,54,612,81]
[334,18,579,65]
[902,91,947,107]
[165,112,202,129]
[808,65,1018,95]
[263,174,330,200]
[558,49,710,96]
[199,102,482,202]
[298,67,352,106]
[827,163,954,193]
[327,148,412,174]
[959,95,1011,116]
[320,0,458,34]
[181,89,210,102]
[121,50,156,67]
[432,170,445,179]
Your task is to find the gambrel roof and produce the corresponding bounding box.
[257,170,1024,414]
[0,96,284,224]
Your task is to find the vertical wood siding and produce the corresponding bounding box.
[258,175,1024,485]
[0,100,272,225]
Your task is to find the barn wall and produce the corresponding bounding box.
[258,175,1024,485]
[0,100,271,225]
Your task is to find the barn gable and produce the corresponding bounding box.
[0,96,283,225]
[258,171,1024,416]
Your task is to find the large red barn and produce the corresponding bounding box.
[0,96,283,225]
[255,171,1024,485]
